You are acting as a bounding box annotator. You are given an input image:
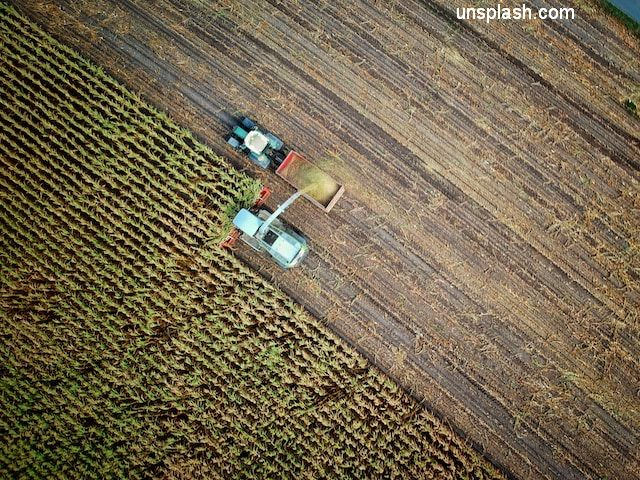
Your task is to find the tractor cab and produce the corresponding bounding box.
[244,130,270,154]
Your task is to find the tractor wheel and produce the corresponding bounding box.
[227,136,241,149]
[272,151,285,168]
[240,117,256,129]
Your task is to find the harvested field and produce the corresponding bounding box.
[7,0,640,479]
[0,5,502,478]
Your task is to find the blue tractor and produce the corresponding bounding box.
[226,116,287,169]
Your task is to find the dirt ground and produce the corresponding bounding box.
[11,0,639,478]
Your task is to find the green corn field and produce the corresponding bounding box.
[0,3,502,478]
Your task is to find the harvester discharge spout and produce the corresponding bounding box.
[257,190,306,241]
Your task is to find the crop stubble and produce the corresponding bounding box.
[9,0,640,479]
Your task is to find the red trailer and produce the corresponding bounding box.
[276,151,345,213]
